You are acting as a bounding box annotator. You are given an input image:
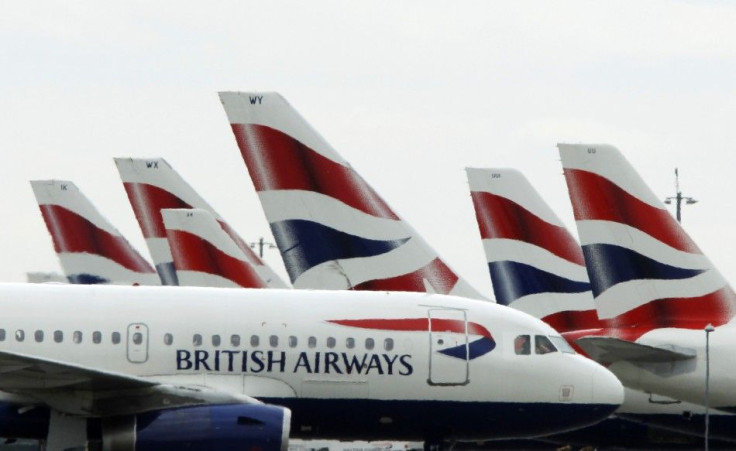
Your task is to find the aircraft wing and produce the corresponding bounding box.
[0,349,259,416]
[576,336,696,364]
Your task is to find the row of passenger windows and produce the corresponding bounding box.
[0,328,396,352]
[0,329,122,344]
[178,334,395,351]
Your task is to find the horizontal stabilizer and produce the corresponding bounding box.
[576,336,696,364]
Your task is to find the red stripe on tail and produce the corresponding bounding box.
[231,123,399,220]
[564,169,701,254]
[39,205,155,274]
[166,229,268,288]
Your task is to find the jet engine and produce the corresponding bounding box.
[101,403,290,451]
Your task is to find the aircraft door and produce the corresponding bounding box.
[428,308,469,385]
[127,323,149,363]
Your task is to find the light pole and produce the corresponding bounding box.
[250,237,277,258]
[705,323,715,451]
[664,168,697,223]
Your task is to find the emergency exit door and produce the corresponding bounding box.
[127,323,149,363]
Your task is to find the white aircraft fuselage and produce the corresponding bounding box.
[0,283,621,443]
[604,326,736,412]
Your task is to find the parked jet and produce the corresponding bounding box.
[558,143,736,410]
[466,167,596,332]
[0,283,621,449]
[218,92,483,299]
[114,157,288,288]
[30,180,159,286]
[466,166,736,442]
[162,208,269,288]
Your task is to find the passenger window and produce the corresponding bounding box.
[54,330,63,343]
[231,334,240,347]
[133,332,143,345]
[212,335,221,347]
[514,335,531,355]
[326,337,336,349]
[164,333,173,346]
[92,331,102,344]
[73,331,82,344]
[111,332,121,344]
[15,330,24,342]
[250,335,259,347]
[288,336,297,348]
[535,335,557,355]
[34,330,44,343]
[384,338,394,351]
[346,337,355,349]
[365,338,375,350]
[308,336,317,348]
[193,334,202,347]
[0,329,5,341]
[269,335,278,347]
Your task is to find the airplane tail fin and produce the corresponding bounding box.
[466,168,599,332]
[30,180,159,285]
[558,144,736,336]
[218,91,483,299]
[161,208,269,288]
[114,157,289,288]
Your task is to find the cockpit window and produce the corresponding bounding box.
[514,335,530,355]
[535,335,557,354]
[549,335,576,354]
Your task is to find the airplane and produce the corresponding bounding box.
[558,143,736,411]
[217,92,484,299]
[466,166,736,443]
[161,208,269,288]
[114,157,289,288]
[465,167,596,332]
[0,283,622,450]
[30,180,160,286]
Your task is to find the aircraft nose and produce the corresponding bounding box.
[591,363,624,407]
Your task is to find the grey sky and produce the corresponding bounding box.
[2,1,735,298]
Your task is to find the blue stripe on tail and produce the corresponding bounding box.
[67,273,109,284]
[489,261,591,305]
[156,262,179,286]
[582,243,705,297]
[270,219,410,281]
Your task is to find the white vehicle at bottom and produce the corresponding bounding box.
[0,284,621,450]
